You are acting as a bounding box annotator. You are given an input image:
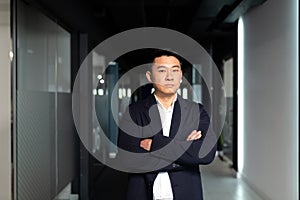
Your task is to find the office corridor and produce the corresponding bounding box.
[202,157,264,200]
[1,0,297,199]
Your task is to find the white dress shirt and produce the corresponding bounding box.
[153,94,177,200]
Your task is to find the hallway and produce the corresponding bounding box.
[0,0,298,199]
[202,157,263,200]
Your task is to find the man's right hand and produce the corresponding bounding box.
[140,139,152,151]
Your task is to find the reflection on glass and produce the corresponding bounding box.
[16,1,71,199]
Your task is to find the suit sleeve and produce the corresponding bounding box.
[150,104,217,167]
[117,106,147,153]
[117,105,185,172]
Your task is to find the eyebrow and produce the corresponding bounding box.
[156,65,180,69]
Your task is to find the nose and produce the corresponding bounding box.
[165,69,174,80]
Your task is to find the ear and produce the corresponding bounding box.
[179,71,183,83]
[146,71,152,83]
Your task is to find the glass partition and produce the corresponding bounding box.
[15,1,75,199]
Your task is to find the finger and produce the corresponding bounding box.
[140,139,152,151]
[139,141,144,148]
[189,133,198,140]
[187,130,197,141]
[193,131,202,139]
[187,131,197,141]
[187,131,202,141]
[140,140,147,148]
[195,131,202,139]
[190,130,200,139]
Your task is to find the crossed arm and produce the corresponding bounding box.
[117,104,217,171]
[140,129,202,151]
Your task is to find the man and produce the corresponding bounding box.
[118,50,217,200]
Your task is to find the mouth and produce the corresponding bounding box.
[164,84,175,88]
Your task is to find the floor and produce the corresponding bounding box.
[201,156,264,200]
[91,156,264,200]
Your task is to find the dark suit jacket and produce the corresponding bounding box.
[117,94,217,200]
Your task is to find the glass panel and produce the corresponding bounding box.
[16,91,54,200]
[221,58,234,162]
[16,1,71,199]
[56,26,71,93]
[17,2,70,93]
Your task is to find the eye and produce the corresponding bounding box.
[173,69,179,72]
[158,69,166,73]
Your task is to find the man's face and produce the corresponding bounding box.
[146,55,182,96]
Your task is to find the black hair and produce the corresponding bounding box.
[114,48,186,73]
[151,49,183,64]
[147,49,183,72]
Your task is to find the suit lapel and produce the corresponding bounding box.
[169,96,189,138]
[142,94,189,138]
[142,94,162,137]
[169,100,180,138]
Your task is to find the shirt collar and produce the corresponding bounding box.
[154,93,177,111]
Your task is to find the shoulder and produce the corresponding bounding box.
[178,96,208,119]
[128,94,156,112]
[178,95,204,109]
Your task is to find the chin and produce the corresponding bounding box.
[162,89,178,95]
[154,85,179,96]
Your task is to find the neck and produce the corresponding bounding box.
[154,91,177,109]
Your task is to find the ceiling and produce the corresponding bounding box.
[85,0,266,42]
[24,0,266,69]
[83,0,266,68]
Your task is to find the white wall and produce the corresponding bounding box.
[0,0,11,199]
[241,0,298,199]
